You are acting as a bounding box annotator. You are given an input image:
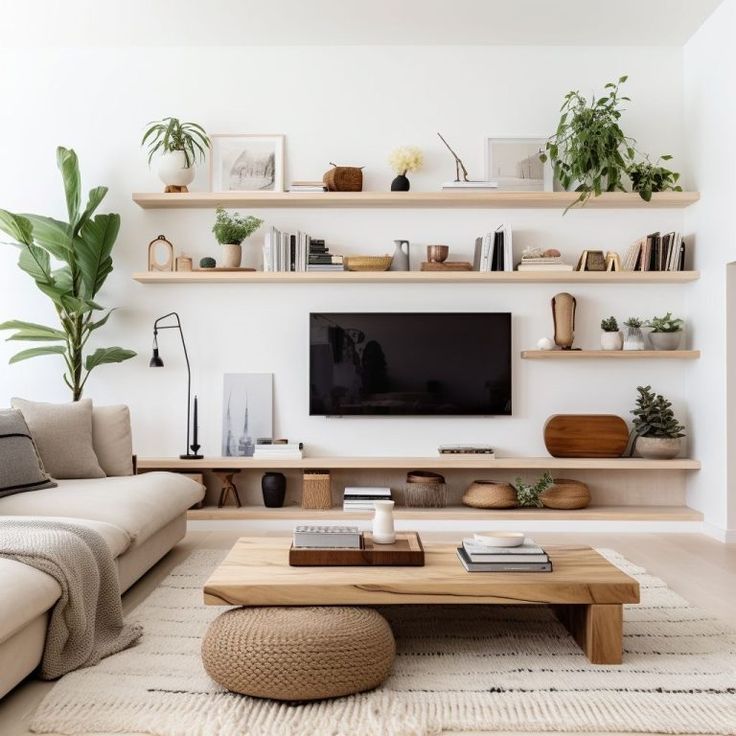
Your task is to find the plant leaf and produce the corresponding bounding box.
[0,320,66,342]
[0,210,34,246]
[21,214,72,260]
[77,213,120,298]
[84,346,136,371]
[9,345,66,364]
[56,147,81,227]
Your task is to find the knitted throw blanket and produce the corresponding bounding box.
[0,518,142,679]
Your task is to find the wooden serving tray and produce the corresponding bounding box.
[421,261,473,271]
[289,532,424,566]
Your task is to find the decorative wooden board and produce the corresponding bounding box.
[544,414,629,458]
[420,261,473,271]
[289,531,424,567]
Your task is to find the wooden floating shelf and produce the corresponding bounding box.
[132,191,699,210]
[133,270,700,285]
[522,350,701,360]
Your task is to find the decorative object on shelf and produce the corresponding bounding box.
[628,155,682,202]
[605,251,621,271]
[647,312,684,350]
[600,316,623,351]
[438,444,494,456]
[212,207,263,269]
[630,385,685,460]
[462,480,518,509]
[421,261,473,271]
[427,245,449,263]
[544,414,629,458]
[199,257,216,269]
[142,117,210,193]
[215,470,242,508]
[148,234,175,272]
[222,373,273,457]
[512,472,554,508]
[623,317,646,350]
[302,470,332,509]
[261,472,286,508]
[344,255,393,272]
[388,146,424,191]
[150,312,202,459]
[372,500,396,545]
[536,337,555,351]
[437,132,497,189]
[540,478,591,509]
[551,292,576,349]
[210,134,285,192]
[0,147,135,400]
[323,163,363,192]
[389,240,410,271]
[405,471,447,508]
[484,137,552,192]
[175,255,193,272]
[576,250,606,271]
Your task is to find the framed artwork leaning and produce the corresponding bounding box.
[210,134,285,192]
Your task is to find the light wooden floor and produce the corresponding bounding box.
[0,530,735,736]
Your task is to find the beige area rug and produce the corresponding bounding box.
[31,549,736,736]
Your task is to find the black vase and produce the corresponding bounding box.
[261,472,286,508]
[391,174,410,191]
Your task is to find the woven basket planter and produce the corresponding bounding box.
[462,480,518,509]
[539,478,591,510]
[404,482,447,508]
[302,471,332,509]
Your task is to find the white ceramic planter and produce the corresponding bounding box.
[158,150,195,189]
[649,331,682,350]
[623,326,646,351]
[634,436,681,459]
[372,500,396,544]
[600,331,623,351]
[221,244,242,268]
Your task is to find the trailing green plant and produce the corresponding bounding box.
[513,472,554,508]
[631,385,685,439]
[141,117,210,167]
[601,316,619,332]
[628,155,682,202]
[0,147,136,400]
[647,312,683,333]
[212,207,263,245]
[623,316,643,329]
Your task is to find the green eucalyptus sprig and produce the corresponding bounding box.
[513,472,554,508]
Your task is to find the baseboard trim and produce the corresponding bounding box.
[701,522,736,543]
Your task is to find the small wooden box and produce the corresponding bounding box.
[289,532,425,567]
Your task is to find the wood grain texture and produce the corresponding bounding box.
[544,415,629,458]
[289,532,424,567]
[554,603,624,664]
[522,350,700,360]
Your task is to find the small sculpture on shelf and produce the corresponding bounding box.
[148,234,174,272]
[199,257,216,270]
[551,292,576,349]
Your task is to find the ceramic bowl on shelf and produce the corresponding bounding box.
[472,532,525,548]
[344,256,393,272]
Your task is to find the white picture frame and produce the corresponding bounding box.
[210,134,285,193]
[484,137,553,192]
[221,373,273,457]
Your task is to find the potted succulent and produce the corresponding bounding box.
[142,117,210,192]
[647,312,684,350]
[212,207,263,268]
[630,385,685,459]
[623,317,646,350]
[600,316,623,351]
[388,146,424,191]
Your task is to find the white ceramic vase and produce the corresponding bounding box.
[634,436,681,459]
[157,150,195,189]
[649,331,682,350]
[372,500,396,544]
[221,244,242,268]
[600,331,623,351]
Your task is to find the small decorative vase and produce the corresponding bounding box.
[372,500,396,544]
[261,472,286,508]
[634,436,681,459]
[600,331,623,351]
[389,240,410,271]
[551,292,576,349]
[391,173,410,191]
[158,150,195,191]
[649,331,682,351]
[623,326,646,351]
[222,244,242,268]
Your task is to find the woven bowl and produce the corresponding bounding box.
[345,256,393,272]
[406,470,445,484]
[539,478,591,510]
[462,480,518,509]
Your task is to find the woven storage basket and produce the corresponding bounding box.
[302,471,332,509]
[323,164,363,192]
[404,482,447,508]
[540,478,591,509]
[345,256,393,272]
[462,480,518,509]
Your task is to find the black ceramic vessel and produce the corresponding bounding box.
[391,174,410,191]
[261,471,286,508]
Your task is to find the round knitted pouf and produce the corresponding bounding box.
[201,606,395,701]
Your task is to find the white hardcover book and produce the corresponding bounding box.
[343,486,391,496]
[504,224,513,272]
[481,232,493,272]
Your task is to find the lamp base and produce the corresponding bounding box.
[179,453,204,460]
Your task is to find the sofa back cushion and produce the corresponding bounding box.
[0,409,57,496]
[11,398,105,479]
[92,405,134,477]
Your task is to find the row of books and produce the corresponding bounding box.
[622,232,686,271]
[472,225,513,271]
[342,486,391,512]
[456,537,552,573]
[262,230,346,272]
[253,440,304,460]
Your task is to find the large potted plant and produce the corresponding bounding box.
[142,117,210,192]
[630,385,685,459]
[212,207,263,268]
[0,147,135,400]
[647,312,684,350]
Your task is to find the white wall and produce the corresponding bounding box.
[0,46,697,506]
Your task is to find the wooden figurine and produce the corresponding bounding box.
[551,292,577,349]
[148,234,174,272]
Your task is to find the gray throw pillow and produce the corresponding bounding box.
[11,397,105,480]
[0,409,57,497]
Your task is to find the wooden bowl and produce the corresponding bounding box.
[462,480,518,509]
[345,256,393,272]
[539,478,591,510]
[407,471,445,484]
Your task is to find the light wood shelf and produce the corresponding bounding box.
[521,349,701,360]
[132,191,700,210]
[133,270,701,285]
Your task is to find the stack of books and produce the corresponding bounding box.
[253,440,304,460]
[263,227,310,272]
[517,255,573,272]
[438,444,495,456]
[456,537,552,572]
[622,232,686,271]
[293,525,361,549]
[342,486,392,512]
[473,225,513,271]
[289,180,327,193]
[308,239,344,272]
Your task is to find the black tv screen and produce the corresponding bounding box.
[309,313,512,416]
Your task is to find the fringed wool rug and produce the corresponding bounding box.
[31,549,736,736]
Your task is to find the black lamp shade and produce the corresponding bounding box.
[149,348,164,368]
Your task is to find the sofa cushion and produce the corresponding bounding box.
[0,409,56,497]
[0,473,204,547]
[11,398,105,479]
[92,405,134,477]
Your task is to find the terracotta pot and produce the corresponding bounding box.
[222,244,242,268]
[649,331,682,350]
[634,436,681,459]
[600,331,623,351]
[462,480,518,509]
[540,478,591,509]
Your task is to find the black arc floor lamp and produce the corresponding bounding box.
[150,312,203,460]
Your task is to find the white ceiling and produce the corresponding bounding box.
[0,0,724,46]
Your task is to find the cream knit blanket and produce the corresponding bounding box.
[0,518,142,679]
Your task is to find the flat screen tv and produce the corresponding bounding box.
[309,312,512,416]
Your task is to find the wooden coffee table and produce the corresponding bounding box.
[203,537,639,664]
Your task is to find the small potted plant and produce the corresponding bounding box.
[142,117,210,192]
[388,146,424,191]
[647,312,684,350]
[630,385,685,459]
[600,316,623,351]
[212,207,263,268]
[628,155,682,202]
[623,317,646,350]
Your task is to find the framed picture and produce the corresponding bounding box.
[222,373,273,457]
[210,134,285,192]
[484,138,553,192]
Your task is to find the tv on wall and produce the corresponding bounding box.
[309,312,512,416]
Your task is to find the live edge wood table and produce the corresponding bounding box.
[203,538,640,665]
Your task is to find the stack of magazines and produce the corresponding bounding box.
[456,537,552,572]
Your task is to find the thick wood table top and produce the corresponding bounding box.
[203,538,640,607]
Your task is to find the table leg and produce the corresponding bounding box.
[553,603,623,664]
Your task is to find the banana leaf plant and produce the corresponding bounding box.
[0,147,135,400]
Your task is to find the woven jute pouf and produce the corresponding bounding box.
[201,606,395,701]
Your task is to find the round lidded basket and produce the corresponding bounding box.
[462,480,518,509]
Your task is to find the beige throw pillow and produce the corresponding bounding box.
[11,397,105,479]
[92,405,134,476]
